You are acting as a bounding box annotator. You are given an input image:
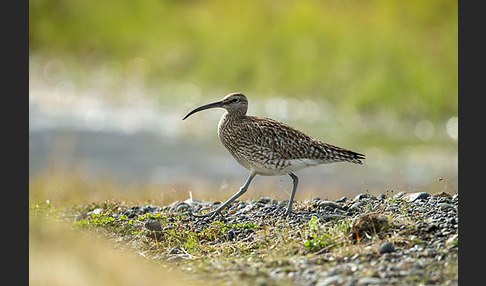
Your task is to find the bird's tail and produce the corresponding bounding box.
[319,142,365,165]
[342,149,365,165]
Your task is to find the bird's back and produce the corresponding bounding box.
[218,113,364,176]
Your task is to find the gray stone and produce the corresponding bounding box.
[316,275,344,286]
[393,191,407,199]
[144,219,162,232]
[405,192,430,202]
[377,193,387,200]
[176,202,190,212]
[166,254,189,263]
[348,202,366,212]
[88,208,104,215]
[335,196,347,203]
[168,246,181,255]
[378,242,396,254]
[318,200,344,210]
[357,277,386,285]
[354,193,372,201]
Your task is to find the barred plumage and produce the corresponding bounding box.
[183,92,365,218]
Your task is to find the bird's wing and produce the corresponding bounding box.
[240,116,365,164]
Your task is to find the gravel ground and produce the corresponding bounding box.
[80,191,458,285]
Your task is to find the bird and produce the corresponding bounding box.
[182,92,365,218]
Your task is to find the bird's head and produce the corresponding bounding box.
[182,92,248,120]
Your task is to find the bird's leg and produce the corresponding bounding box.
[192,171,256,219]
[285,173,299,216]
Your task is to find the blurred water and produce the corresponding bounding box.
[29,58,458,199]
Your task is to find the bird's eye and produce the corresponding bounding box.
[230,98,239,103]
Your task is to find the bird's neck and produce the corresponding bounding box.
[222,110,245,122]
[218,111,245,133]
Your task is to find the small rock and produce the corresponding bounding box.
[318,200,344,210]
[167,255,182,263]
[316,275,344,286]
[405,192,430,202]
[227,229,235,241]
[144,219,162,240]
[378,242,396,254]
[377,193,387,200]
[254,211,264,217]
[198,207,211,213]
[88,208,104,216]
[335,196,347,203]
[354,193,372,201]
[176,202,190,212]
[393,191,407,199]
[168,246,182,255]
[424,224,438,233]
[344,277,358,286]
[432,191,453,199]
[184,198,211,207]
[357,277,385,285]
[348,202,365,212]
[239,204,253,213]
[166,254,189,263]
[278,200,289,209]
[237,203,247,210]
[145,219,162,231]
[446,234,458,248]
[141,205,158,213]
[439,203,453,211]
[258,197,271,204]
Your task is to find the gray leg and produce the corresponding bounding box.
[194,171,257,219]
[285,173,299,216]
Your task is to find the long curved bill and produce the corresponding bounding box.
[182,101,224,120]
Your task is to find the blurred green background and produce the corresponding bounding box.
[29,0,457,121]
[29,0,458,204]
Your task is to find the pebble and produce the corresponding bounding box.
[377,193,387,200]
[145,220,163,240]
[348,202,366,212]
[393,191,407,199]
[335,196,347,203]
[258,197,271,204]
[176,202,190,212]
[317,200,344,210]
[316,275,344,286]
[166,254,190,263]
[145,219,162,232]
[354,193,372,201]
[357,277,386,285]
[405,192,430,202]
[277,200,289,209]
[378,242,396,254]
[446,234,458,248]
[168,246,182,255]
[88,208,104,216]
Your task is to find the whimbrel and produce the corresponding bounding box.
[183,92,365,218]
